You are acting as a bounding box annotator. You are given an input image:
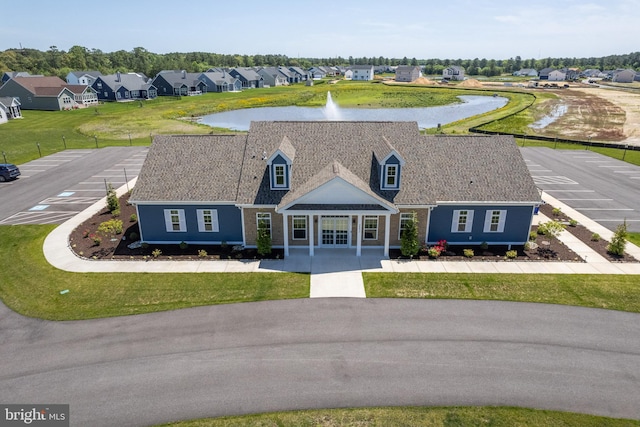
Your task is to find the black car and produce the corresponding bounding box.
[0,163,20,182]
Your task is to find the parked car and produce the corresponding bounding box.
[0,163,20,182]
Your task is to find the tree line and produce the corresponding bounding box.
[1,45,639,80]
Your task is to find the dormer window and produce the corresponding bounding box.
[274,165,286,187]
[385,165,397,187]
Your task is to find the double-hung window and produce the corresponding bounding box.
[164,209,186,232]
[364,216,378,240]
[484,210,506,233]
[385,164,398,188]
[257,212,272,237]
[451,210,473,233]
[197,209,219,232]
[292,216,307,240]
[274,165,286,187]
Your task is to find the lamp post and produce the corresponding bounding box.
[2,151,6,164]
[94,135,98,148]
[37,143,42,157]
[623,144,628,161]
[62,135,66,149]
[128,133,132,146]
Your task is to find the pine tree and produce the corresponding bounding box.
[256,219,272,256]
[607,220,628,256]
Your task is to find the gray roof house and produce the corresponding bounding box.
[443,66,465,81]
[612,69,637,83]
[0,97,22,123]
[513,68,538,77]
[1,71,43,84]
[228,67,264,89]
[350,65,375,81]
[130,121,541,257]
[198,71,242,92]
[92,72,157,101]
[395,66,422,82]
[257,67,289,87]
[288,66,309,81]
[151,70,208,96]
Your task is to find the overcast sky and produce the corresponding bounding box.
[2,0,637,60]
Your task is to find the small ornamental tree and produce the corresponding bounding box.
[538,220,565,249]
[106,183,120,213]
[607,220,628,256]
[400,212,420,258]
[256,219,272,256]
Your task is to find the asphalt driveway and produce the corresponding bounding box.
[1,299,638,426]
[521,147,640,232]
[0,147,147,225]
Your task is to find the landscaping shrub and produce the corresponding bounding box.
[463,248,474,258]
[198,249,208,258]
[591,233,601,242]
[130,214,137,222]
[480,241,489,250]
[129,232,139,241]
[505,250,518,259]
[607,221,628,256]
[97,219,123,235]
[179,241,188,250]
[529,231,537,241]
[256,220,272,255]
[552,207,562,216]
[569,219,578,227]
[106,183,120,213]
[400,212,420,258]
[90,233,101,246]
[152,248,162,258]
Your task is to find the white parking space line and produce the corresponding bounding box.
[578,208,634,211]
[544,190,595,192]
[585,160,612,163]
[532,176,579,185]
[0,211,77,225]
[599,165,626,168]
[40,197,100,204]
[557,198,613,201]
[528,169,552,172]
[66,189,108,192]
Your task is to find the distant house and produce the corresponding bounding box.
[548,69,566,81]
[65,85,99,106]
[442,66,465,81]
[0,76,93,111]
[1,71,43,84]
[92,72,157,102]
[0,97,22,123]
[538,68,554,80]
[351,65,375,81]
[343,70,353,80]
[308,67,327,80]
[66,71,103,86]
[612,69,637,83]
[582,69,602,78]
[257,67,289,87]
[130,122,541,257]
[395,66,422,82]
[228,68,264,89]
[199,71,242,93]
[513,68,538,77]
[151,70,208,96]
[560,68,580,81]
[288,66,309,82]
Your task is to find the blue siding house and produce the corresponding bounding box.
[131,122,541,257]
[92,72,157,102]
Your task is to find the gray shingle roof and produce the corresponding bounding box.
[130,134,247,203]
[132,122,540,208]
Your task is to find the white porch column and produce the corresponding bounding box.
[356,214,363,256]
[384,214,391,257]
[308,214,314,256]
[283,213,289,257]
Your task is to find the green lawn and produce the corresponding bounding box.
[0,225,309,320]
[156,406,640,427]
[363,272,640,313]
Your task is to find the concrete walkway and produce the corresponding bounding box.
[43,180,640,299]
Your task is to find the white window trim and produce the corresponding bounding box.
[483,210,506,233]
[399,212,414,239]
[273,164,287,188]
[363,216,378,240]
[451,209,474,233]
[197,209,219,233]
[384,164,398,188]
[164,209,186,232]
[257,212,272,237]
[292,215,307,240]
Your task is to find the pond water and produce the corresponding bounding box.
[198,95,508,131]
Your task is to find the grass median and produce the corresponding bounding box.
[157,406,640,426]
[363,272,640,312]
[0,225,309,320]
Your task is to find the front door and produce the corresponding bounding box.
[321,216,349,247]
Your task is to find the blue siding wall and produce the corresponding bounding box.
[137,204,243,244]
[428,205,534,245]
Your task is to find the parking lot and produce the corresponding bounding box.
[0,147,148,225]
[521,147,640,232]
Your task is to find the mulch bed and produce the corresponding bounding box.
[69,193,636,262]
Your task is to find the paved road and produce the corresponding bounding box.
[1,299,638,426]
[0,147,147,225]
[521,147,640,232]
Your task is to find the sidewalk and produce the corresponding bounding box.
[43,180,640,298]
